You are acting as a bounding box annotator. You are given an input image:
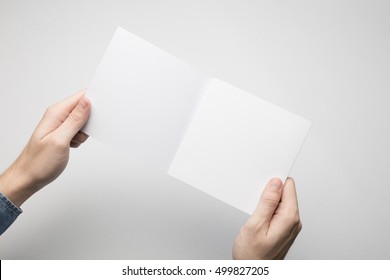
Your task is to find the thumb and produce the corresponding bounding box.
[251,178,283,228]
[53,96,91,144]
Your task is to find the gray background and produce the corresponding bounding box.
[0,0,389,259]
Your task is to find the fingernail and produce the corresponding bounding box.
[270,181,282,190]
[78,97,88,110]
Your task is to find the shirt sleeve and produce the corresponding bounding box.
[0,192,23,235]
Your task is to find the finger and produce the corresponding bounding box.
[34,90,87,138]
[52,96,91,144]
[251,178,283,228]
[280,177,299,214]
[50,90,87,122]
[71,131,89,145]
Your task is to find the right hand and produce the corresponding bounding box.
[233,177,302,259]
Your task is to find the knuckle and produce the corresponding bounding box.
[240,216,269,239]
[241,218,259,237]
[286,211,301,227]
[261,197,280,208]
[241,222,255,235]
[45,105,56,117]
[47,136,68,150]
[69,110,83,123]
[292,213,301,225]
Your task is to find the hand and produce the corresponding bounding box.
[233,177,302,259]
[0,91,91,207]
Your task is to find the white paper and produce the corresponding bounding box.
[84,27,312,214]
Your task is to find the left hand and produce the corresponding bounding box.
[0,90,91,207]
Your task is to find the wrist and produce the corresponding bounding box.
[0,157,37,208]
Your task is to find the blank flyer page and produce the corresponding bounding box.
[168,79,312,214]
[84,27,312,215]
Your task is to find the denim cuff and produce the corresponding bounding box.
[0,192,23,235]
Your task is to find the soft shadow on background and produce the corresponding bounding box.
[0,0,389,259]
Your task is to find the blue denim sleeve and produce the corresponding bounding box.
[0,192,22,235]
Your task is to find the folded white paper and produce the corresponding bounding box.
[83,27,312,214]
